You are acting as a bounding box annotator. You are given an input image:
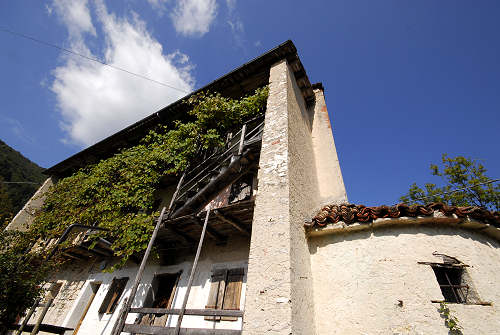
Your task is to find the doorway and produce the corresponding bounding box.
[137,272,181,328]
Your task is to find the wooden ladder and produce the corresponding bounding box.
[111,121,257,335]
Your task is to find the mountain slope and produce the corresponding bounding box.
[0,139,46,215]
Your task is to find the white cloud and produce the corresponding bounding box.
[52,0,96,50]
[225,0,236,12]
[170,0,217,37]
[45,4,53,15]
[147,0,168,16]
[50,0,195,147]
[0,116,35,144]
[225,0,245,50]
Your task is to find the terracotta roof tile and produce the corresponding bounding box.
[307,203,500,228]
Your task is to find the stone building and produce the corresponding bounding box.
[7,40,500,335]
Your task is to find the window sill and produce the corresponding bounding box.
[431,300,492,306]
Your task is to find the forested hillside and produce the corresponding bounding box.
[0,139,45,223]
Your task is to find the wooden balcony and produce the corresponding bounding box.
[124,308,243,335]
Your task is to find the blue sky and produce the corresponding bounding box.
[0,0,499,206]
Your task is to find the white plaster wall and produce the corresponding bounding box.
[243,60,295,335]
[6,177,53,231]
[309,225,500,335]
[21,236,250,335]
[286,62,319,335]
[244,60,349,335]
[310,89,347,204]
[243,59,320,335]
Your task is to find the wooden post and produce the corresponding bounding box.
[16,299,39,335]
[29,298,53,335]
[29,281,59,335]
[111,171,186,335]
[174,206,211,335]
[110,208,166,335]
[238,124,247,156]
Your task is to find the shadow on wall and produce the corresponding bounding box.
[308,223,500,255]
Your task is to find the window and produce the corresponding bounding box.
[431,264,469,303]
[99,277,129,314]
[419,257,488,305]
[205,268,244,321]
[136,272,181,327]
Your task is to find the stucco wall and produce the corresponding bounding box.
[6,177,54,231]
[286,62,319,335]
[310,88,347,204]
[244,60,349,335]
[243,60,295,335]
[243,59,320,335]
[309,225,500,335]
[21,236,250,335]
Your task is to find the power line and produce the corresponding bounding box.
[1,181,41,184]
[0,26,190,94]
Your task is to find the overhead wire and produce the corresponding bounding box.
[1,181,41,184]
[0,26,190,94]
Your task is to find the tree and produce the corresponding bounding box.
[400,154,500,211]
[0,229,53,333]
[0,177,13,226]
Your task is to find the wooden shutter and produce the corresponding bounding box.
[221,268,244,321]
[205,269,227,321]
[99,277,129,314]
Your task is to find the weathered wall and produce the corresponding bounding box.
[310,88,347,204]
[286,62,319,335]
[6,177,54,231]
[243,60,294,335]
[309,225,500,335]
[243,59,319,335]
[20,236,250,335]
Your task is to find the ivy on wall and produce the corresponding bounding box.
[0,88,267,330]
[33,87,268,268]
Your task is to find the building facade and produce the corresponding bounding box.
[7,41,500,335]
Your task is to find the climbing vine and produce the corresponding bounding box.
[0,88,267,330]
[439,302,463,334]
[32,87,268,268]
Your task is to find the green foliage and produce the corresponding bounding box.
[0,140,45,213]
[0,88,267,330]
[0,177,13,226]
[439,302,463,334]
[0,229,54,332]
[32,87,268,269]
[400,154,500,211]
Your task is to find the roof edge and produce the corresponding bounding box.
[47,40,313,176]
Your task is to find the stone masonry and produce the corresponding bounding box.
[243,59,347,334]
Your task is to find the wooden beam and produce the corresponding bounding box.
[129,308,243,317]
[167,226,196,245]
[62,251,85,260]
[190,216,227,243]
[214,210,250,236]
[122,324,241,335]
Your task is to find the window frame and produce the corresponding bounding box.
[418,260,491,306]
[99,277,129,314]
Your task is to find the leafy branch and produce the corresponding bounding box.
[439,302,463,334]
[400,154,500,211]
[0,87,268,330]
